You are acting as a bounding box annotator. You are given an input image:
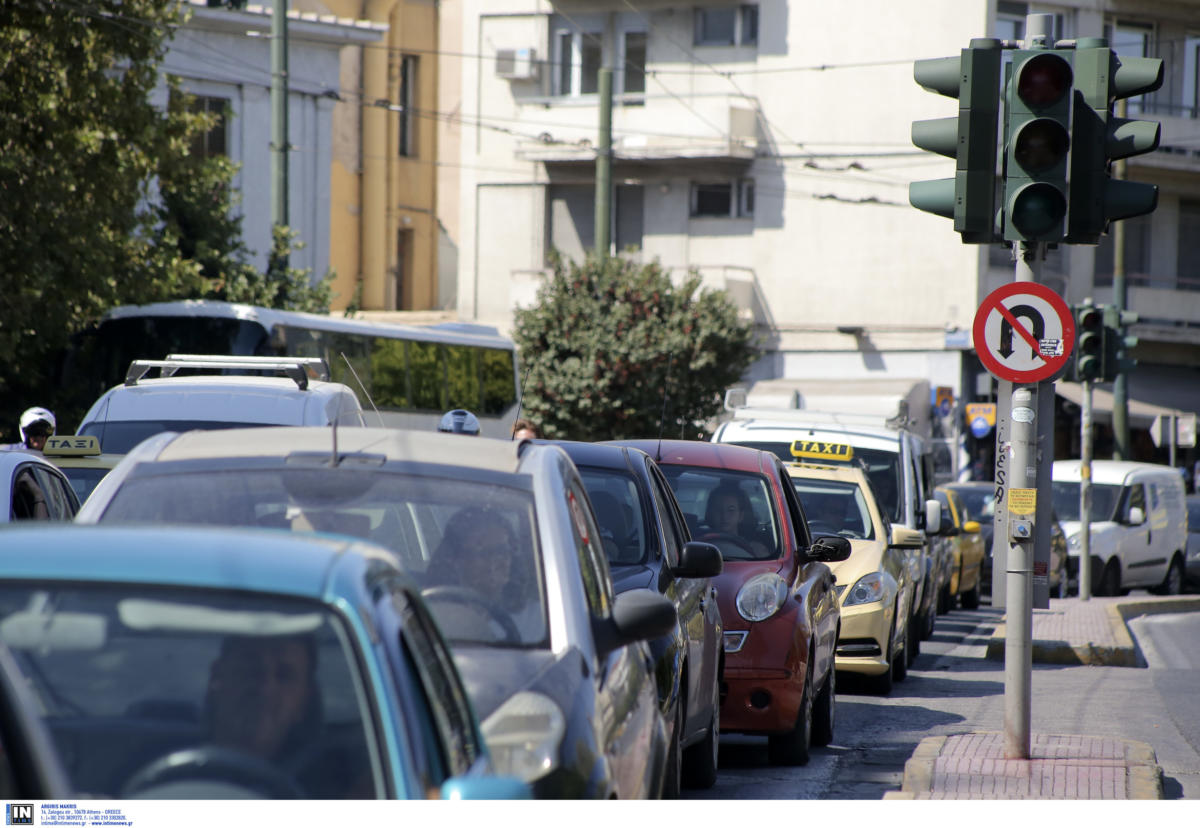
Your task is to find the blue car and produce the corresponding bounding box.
[0,525,528,800]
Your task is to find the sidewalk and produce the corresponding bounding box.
[886,593,1200,799]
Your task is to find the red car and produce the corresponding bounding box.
[610,440,848,766]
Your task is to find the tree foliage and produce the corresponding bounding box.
[512,254,759,442]
[0,2,331,437]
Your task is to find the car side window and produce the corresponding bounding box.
[648,465,684,567]
[777,465,809,550]
[1149,483,1159,511]
[1124,483,1146,520]
[566,473,614,617]
[31,466,77,520]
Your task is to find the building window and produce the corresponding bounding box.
[1095,214,1153,287]
[556,29,603,96]
[398,55,417,157]
[1177,201,1200,291]
[694,6,757,47]
[622,31,647,97]
[1182,35,1200,118]
[178,94,228,159]
[690,179,754,218]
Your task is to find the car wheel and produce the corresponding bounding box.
[682,680,719,789]
[811,664,835,748]
[961,579,981,610]
[893,624,909,683]
[767,658,812,766]
[906,611,920,664]
[662,700,682,799]
[872,624,896,695]
[1154,556,1185,596]
[1097,560,1121,597]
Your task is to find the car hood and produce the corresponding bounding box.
[827,539,884,583]
[609,564,657,594]
[1058,520,1118,548]
[451,646,562,720]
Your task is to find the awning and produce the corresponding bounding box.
[1053,381,1190,429]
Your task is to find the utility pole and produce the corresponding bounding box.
[593,65,613,257]
[1111,97,1129,459]
[271,0,290,232]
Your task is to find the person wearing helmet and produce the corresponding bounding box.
[4,407,56,453]
[437,409,481,436]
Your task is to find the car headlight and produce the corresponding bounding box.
[736,573,789,622]
[843,572,886,607]
[1068,534,1080,552]
[480,691,565,783]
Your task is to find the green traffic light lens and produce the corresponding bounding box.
[1013,119,1070,172]
[1010,183,1066,236]
[1017,54,1073,107]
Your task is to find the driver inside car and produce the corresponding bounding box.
[702,485,769,559]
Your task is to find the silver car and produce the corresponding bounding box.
[1186,495,1200,591]
[77,427,675,798]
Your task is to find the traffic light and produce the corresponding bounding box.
[1101,306,1139,383]
[910,38,1003,243]
[1002,49,1074,243]
[1073,302,1103,382]
[1067,38,1163,244]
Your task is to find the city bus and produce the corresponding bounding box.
[64,301,522,438]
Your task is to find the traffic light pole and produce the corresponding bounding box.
[1079,379,1093,600]
[1112,100,1130,459]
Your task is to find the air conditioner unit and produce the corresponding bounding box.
[496,48,538,81]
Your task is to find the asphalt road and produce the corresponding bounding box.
[687,602,1200,800]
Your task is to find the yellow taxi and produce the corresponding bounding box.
[785,455,923,695]
[41,435,124,506]
[932,484,986,610]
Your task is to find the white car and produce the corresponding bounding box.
[1051,460,1188,596]
[76,355,367,454]
[1,451,79,522]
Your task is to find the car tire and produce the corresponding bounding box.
[767,659,813,766]
[893,628,908,683]
[872,625,896,695]
[961,579,981,610]
[682,680,719,789]
[1154,556,1185,596]
[811,664,835,748]
[1097,560,1121,597]
[662,700,682,799]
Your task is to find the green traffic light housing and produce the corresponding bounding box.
[910,39,1003,243]
[1074,303,1103,382]
[1101,305,1139,383]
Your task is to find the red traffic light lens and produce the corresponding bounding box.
[1016,53,1072,107]
[1013,118,1070,172]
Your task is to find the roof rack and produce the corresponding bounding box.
[124,354,331,390]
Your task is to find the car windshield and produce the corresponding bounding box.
[79,420,267,454]
[578,468,649,566]
[728,441,904,525]
[98,468,548,647]
[1050,481,1122,522]
[0,585,379,799]
[791,478,875,540]
[951,486,995,524]
[57,466,112,505]
[659,466,782,561]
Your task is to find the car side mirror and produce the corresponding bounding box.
[809,535,851,562]
[1127,506,1146,526]
[440,776,532,799]
[889,526,924,549]
[924,499,942,535]
[962,520,981,534]
[675,541,723,579]
[593,589,677,656]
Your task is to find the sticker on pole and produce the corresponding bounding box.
[972,282,1075,384]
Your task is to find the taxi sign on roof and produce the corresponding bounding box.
[790,440,853,463]
[43,435,101,457]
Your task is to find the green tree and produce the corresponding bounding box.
[513,254,758,441]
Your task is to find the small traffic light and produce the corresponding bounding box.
[1067,38,1163,244]
[910,39,1003,243]
[1101,306,1139,382]
[1003,50,1074,243]
[1074,303,1103,382]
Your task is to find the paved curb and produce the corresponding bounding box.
[985,597,1200,667]
[886,732,1163,800]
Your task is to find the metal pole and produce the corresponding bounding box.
[1112,98,1129,460]
[1005,386,1035,759]
[593,66,613,257]
[1170,414,1177,468]
[271,0,289,229]
[1079,379,1093,601]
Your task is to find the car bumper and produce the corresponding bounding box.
[718,607,806,734]
[832,601,893,676]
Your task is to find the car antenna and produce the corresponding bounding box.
[511,362,533,440]
[655,351,674,462]
[340,352,385,428]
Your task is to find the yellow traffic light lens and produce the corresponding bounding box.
[1017,54,1073,107]
[1013,118,1070,172]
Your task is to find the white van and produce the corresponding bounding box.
[1051,460,1188,596]
[712,405,944,648]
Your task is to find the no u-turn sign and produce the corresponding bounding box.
[972,282,1075,384]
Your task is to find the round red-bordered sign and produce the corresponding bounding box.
[973,282,1074,384]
